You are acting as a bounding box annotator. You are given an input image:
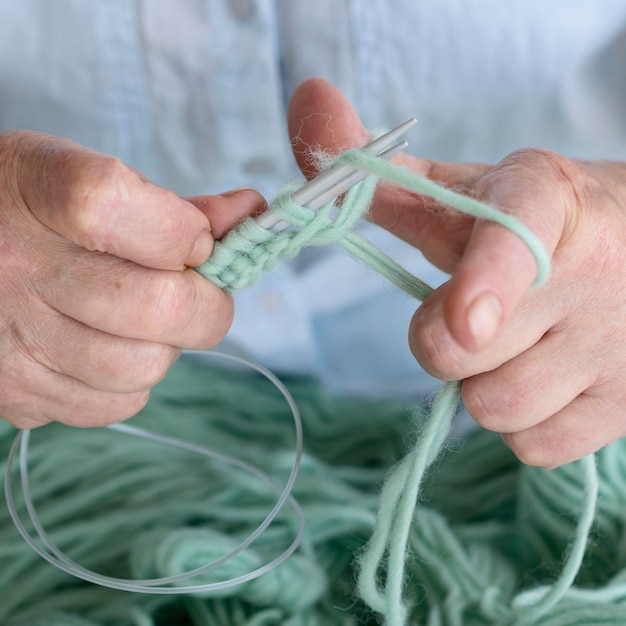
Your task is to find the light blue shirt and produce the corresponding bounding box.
[2,0,626,395]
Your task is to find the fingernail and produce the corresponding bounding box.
[221,187,257,198]
[188,229,213,267]
[467,292,502,348]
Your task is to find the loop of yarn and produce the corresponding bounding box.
[197,146,601,626]
[334,149,551,287]
[2,143,608,626]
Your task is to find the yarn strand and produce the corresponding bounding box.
[334,149,551,287]
[512,454,599,624]
[357,381,461,625]
[195,145,603,626]
[4,140,607,626]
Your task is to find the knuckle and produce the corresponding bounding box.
[105,390,151,424]
[499,147,574,176]
[98,342,177,393]
[0,389,47,429]
[504,432,556,469]
[463,374,534,433]
[464,358,549,432]
[60,390,150,428]
[137,272,191,338]
[413,318,467,381]
[519,148,583,199]
[128,344,178,390]
[461,377,507,431]
[0,355,47,426]
[136,272,233,348]
[71,156,134,249]
[478,147,580,239]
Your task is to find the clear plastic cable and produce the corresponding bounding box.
[4,350,305,594]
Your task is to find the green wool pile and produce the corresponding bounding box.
[2,356,626,626]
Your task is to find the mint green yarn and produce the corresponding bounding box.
[1,362,624,626]
[357,380,462,625]
[335,149,551,287]
[197,146,607,626]
[130,527,327,610]
[198,173,433,301]
[4,145,617,626]
[198,149,550,293]
[0,359,414,625]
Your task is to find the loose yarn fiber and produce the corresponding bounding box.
[3,143,626,625]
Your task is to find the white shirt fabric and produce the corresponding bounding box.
[2,0,626,396]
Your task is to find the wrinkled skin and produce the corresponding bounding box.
[288,78,626,468]
[0,130,264,428]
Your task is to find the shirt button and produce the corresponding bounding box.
[228,0,256,20]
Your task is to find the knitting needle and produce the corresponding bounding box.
[261,140,409,234]
[255,118,416,232]
[290,118,416,208]
[308,140,408,209]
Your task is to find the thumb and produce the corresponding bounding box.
[441,148,571,352]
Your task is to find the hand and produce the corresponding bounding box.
[288,78,626,468]
[0,131,264,429]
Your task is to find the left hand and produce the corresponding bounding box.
[0,130,265,429]
[287,78,626,468]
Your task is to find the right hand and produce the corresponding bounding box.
[288,78,626,468]
[0,130,264,429]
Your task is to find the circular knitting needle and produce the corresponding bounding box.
[255,118,416,232]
